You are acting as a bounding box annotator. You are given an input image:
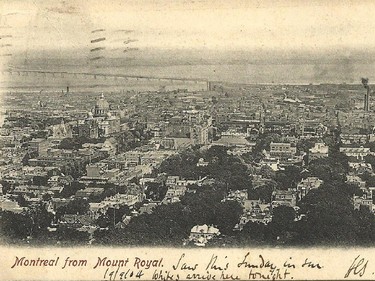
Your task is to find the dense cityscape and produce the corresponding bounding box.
[1,75,375,247]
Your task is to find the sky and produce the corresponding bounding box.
[1,0,375,52]
[1,0,375,83]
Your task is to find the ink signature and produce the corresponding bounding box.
[344,255,368,278]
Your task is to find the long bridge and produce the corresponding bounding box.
[1,68,210,89]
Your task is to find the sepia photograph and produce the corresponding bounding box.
[2,0,375,280]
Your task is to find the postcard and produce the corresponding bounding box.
[1,1,375,280]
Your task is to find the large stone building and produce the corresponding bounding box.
[269,142,297,160]
[93,93,110,117]
[78,94,121,138]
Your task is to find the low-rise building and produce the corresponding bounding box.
[341,134,368,145]
[269,142,297,160]
[346,175,366,188]
[223,189,248,203]
[189,224,220,246]
[309,142,329,162]
[271,189,297,208]
[297,177,323,200]
[163,185,187,204]
[349,162,373,174]
[353,189,373,212]
[340,147,370,160]
[75,187,104,199]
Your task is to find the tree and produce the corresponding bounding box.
[308,154,349,183]
[358,171,375,187]
[214,201,243,235]
[296,139,315,154]
[0,204,53,240]
[251,133,281,160]
[33,175,48,186]
[275,165,302,189]
[248,184,274,203]
[24,204,54,237]
[55,226,90,244]
[240,222,267,243]
[296,185,359,245]
[259,165,276,179]
[58,138,82,150]
[145,182,167,201]
[272,206,296,227]
[106,206,131,228]
[365,142,375,153]
[364,155,375,170]
[15,194,28,207]
[158,148,204,179]
[0,211,32,239]
[56,198,89,219]
[354,207,375,244]
[0,180,11,194]
[59,181,85,198]
[42,193,52,201]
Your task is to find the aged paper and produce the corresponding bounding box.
[1,0,375,280]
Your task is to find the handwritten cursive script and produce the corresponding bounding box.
[344,255,368,278]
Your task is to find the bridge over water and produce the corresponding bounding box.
[2,68,210,90]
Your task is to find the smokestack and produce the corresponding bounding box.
[361,78,370,112]
[67,86,69,94]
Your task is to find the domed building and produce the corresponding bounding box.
[93,93,110,117]
[77,94,121,138]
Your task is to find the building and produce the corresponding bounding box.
[349,162,372,174]
[259,158,280,171]
[341,134,368,145]
[124,152,141,166]
[51,120,73,139]
[271,189,297,208]
[269,142,297,160]
[339,147,370,160]
[163,185,187,204]
[59,214,96,229]
[101,193,145,208]
[77,94,121,138]
[78,118,99,139]
[100,137,118,156]
[353,188,373,212]
[189,224,220,246]
[213,135,254,148]
[75,187,104,198]
[97,113,121,137]
[94,93,110,117]
[190,125,210,145]
[28,138,50,157]
[160,138,192,150]
[346,175,366,188]
[239,202,272,226]
[297,177,323,200]
[223,190,248,203]
[86,163,108,178]
[309,142,329,161]
[165,176,180,187]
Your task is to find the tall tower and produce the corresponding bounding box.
[361,78,370,112]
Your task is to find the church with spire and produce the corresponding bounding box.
[52,119,73,139]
